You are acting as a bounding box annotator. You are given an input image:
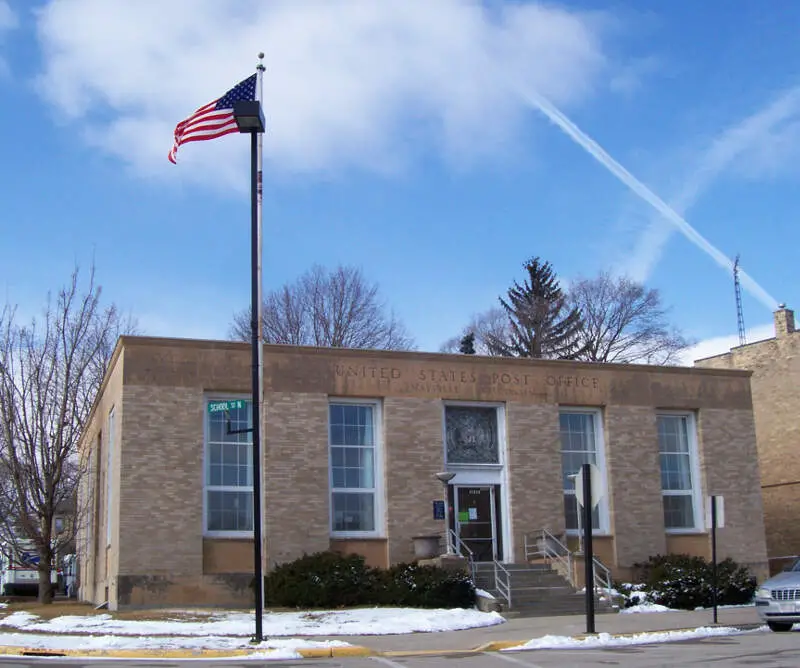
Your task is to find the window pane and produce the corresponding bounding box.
[663,495,694,529]
[207,491,253,532]
[329,404,377,532]
[206,400,253,533]
[658,414,696,529]
[332,492,375,532]
[560,412,600,529]
[445,407,499,464]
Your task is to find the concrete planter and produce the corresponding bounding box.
[412,535,441,559]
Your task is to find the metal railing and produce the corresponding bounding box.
[493,559,512,609]
[447,529,477,581]
[524,528,613,596]
[524,528,573,582]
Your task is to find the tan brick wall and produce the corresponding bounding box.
[604,406,666,567]
[698,330,800,563]
[697,408,768,577]
[263,392,330,566]
[203,539,253,574]
[118,385,204,582]
[505,402,564,562]
[76,346,124,606]
[383,397,445,565]
[330,539,389,568]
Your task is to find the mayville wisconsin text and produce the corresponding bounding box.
[333,364,601,398]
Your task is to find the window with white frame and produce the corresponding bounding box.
[658,413,699,530]
[106,408,114,546]
[560,410,604,532]
[205,400,253,534]
[329,402,380,535]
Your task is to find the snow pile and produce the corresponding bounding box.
[0,607,504,638]
[505,625,760,651]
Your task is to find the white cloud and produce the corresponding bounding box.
[0,0,18,78]
[623,86,800,282]
[678,322,775,366]
[0,1,16,31]
[34,0,609,188]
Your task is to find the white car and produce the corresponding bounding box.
[755,560,800,632]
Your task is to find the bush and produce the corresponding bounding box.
[258,551,476,609]
[629,554,756,610]
[379,563,476,609]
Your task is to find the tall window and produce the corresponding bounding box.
[106,408,114,546]
[658,414,698,530]
[329,402,379,535]
[205,400,253,534]
[560,411,603,531]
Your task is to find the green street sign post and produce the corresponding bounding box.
[207,399,246,414]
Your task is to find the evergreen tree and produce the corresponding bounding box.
[488,257,586,359]
[459,332,476,355]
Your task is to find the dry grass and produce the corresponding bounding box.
[0,599,238,622]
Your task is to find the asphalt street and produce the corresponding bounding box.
[0,631,799,667]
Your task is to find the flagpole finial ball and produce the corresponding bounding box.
[258,52,264,60]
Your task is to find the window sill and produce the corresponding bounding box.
[330,536,387,542]
[665,529,705,535]
[204,532,254,539]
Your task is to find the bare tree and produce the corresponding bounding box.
[230,264,414,350]
[568,271,692,364]
[440,307,511,355]
[0,267,134,602]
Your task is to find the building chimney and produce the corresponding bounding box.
[774,304,795,338]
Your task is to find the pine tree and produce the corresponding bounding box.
[488,257,586,359]
[459,332,476,355]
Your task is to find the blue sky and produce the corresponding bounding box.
[1,0,798,361]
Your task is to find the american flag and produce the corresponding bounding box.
[168,74,258,164]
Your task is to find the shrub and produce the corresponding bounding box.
[629,554,756,610]
[262,551,377,608]
[379,563,476,609]
[257,551,476,610]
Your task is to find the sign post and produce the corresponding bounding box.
[575,463,604,635]
[706,495,724,624]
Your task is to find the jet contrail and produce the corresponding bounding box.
[516,86,778,311]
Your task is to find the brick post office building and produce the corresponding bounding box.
[77,336,769,609]
[696,306,800,571]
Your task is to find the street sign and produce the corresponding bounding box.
[207,399,246,414]
[573,463,604,509]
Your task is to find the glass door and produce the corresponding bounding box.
[454,486,497,562]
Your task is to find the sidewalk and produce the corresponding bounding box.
[334,606,762,654]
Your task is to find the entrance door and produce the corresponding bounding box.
[454,486,498,562]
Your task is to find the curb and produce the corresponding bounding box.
[0,624,763,660]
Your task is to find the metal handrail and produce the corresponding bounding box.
[448,529,477,581]
[493,559,512,609]
[524,528,573,583]
[524,528,612,595]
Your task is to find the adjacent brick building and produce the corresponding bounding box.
[696,306,800,571]
[77,335,769,609]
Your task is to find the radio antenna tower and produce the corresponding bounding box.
[733,255,746,346]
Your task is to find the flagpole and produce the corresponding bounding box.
[250,52,266,644]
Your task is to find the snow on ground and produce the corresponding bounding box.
[0,631,333,658]
[0,607,505,638]
[504,625,766,651]
[619,603,674,614]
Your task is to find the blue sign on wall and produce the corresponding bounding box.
[433,500,445,520]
